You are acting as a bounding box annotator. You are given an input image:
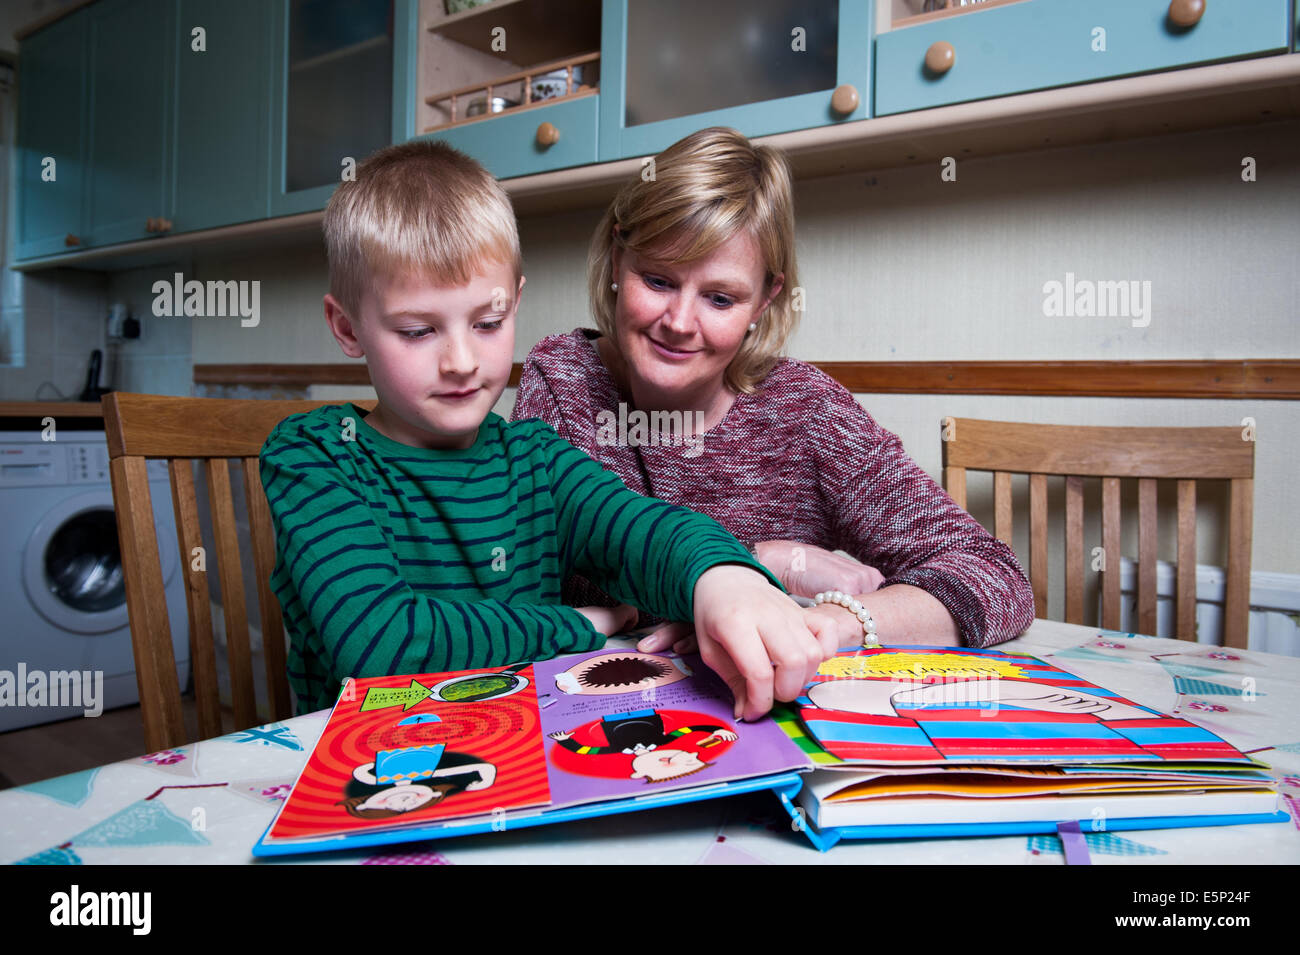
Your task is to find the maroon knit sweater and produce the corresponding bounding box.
[510,327,1034,648]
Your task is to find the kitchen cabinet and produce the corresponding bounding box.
[14,12,88,260]
[84,0,174,248]
[416,0,601,180]
[268,0,420,216]
[874,0,1293,117]
[172,0,274,233]
[423,94,599,181]
[15,0,275,260]
[598,0,872,161]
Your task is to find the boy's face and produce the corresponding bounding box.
[326,261,523,450]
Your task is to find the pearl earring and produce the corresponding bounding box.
[748,322,757,332]
[611,282,619,292]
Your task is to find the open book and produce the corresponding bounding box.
[253,648,811,856]
[781,645,1283,845]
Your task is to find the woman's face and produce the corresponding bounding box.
[611,230,781,402]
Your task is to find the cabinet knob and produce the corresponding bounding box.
[145,217,157,232]
[1167,0,1205,28]
[830,84,859,116]
[65,234,80,247]
[156,218,173,233]
[536,122,560,147]
[925,41,956,75]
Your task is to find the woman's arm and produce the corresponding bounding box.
[753,541,960,646]
[805,385,1035,649]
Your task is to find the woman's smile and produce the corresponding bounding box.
[647,335,699,360]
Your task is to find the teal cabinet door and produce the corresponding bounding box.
[269,0,419,217]
[172,0,274,233]
[14,13,88,260]
[875,0,1292,116]
[84,0,175,248]
[419,95,600,181]
[599,0,873,162]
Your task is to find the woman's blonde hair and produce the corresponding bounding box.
[323,140,521,322]
[588,127,800,394]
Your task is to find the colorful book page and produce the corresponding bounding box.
[823,775,1266,802]
[266,666,551,841]
[531,649,810,807]
[797,646,1254,766]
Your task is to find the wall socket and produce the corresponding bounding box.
[107,304,140,341]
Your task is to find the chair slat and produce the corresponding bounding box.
[942,418,1252,479]
[169,459,222,741]
[1224,477,1254,649]
[109,456,185,754]
[244,455,292,722]
[1176,480,1197,640]
[1064,475,1084,624]
[105,394,374,459]
[943,465,967,511]
[1029,473,1047,617]
[205,459,258,730]
[993,471,1012,545]
[1101,477,1121,630]
[1137,478,1158,637]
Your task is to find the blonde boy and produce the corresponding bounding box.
[259,141,835,719]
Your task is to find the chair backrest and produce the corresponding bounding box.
[103,392,377,752]
[940,418,1255,648]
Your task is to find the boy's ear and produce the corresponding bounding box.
[324,294,365,359]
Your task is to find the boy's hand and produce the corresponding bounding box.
[575,602,640,637]
[800,602,870,652]
[635,620,696,654]
[692,565,838,722]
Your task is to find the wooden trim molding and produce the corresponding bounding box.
[812,361,1300,399]
[193,359,1300,400]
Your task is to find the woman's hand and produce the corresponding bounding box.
[756,540,885,599]
[691,565,839,721]
[575,602,640,637]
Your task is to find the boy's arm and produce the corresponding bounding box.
[259,424,605,684]
[533,423,788,621]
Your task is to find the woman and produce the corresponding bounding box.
[512,127,1034,660]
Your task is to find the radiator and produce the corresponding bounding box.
[1107,558,1300,657]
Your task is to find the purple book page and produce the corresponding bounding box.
[531,648,810,809]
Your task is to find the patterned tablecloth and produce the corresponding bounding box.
[4,620,1298,865]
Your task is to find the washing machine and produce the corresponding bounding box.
[0,427,190,731]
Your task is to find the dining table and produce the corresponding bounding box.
[3,619,1298,865]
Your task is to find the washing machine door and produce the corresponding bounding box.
[22,487,179,635]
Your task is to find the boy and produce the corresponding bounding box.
[259,141,838,722]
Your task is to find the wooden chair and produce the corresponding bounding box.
[102,392,376,752]
[940,418,1255,648]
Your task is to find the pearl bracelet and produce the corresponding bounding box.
[814,590,881,649]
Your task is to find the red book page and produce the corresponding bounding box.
[268,666,550,841]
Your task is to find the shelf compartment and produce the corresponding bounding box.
[423,50,598,132]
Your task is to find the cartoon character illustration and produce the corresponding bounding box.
[338,744,497,819]
[799,650,1245,764]
[806,678,1156,721]
[547,708,736,782]
[554,651,692,696]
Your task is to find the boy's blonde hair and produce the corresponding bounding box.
[588,127,800,394]
[323,140,522,322]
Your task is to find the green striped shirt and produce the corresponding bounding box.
[259,402,786,713]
